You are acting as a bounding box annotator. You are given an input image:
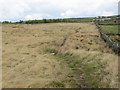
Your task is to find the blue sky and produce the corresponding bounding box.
[0,0,119,21]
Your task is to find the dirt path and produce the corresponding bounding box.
[2,23,118,88]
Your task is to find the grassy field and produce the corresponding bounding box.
[2,23,118,88]
[100,25,120,44]
[98,21,118,25]
[100,25,119,34]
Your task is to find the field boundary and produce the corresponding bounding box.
[98,24,120,25]
[95,22,120,55]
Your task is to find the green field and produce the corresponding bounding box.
[100,25,120,44]
[100,25,119,34]
[98,22,118,25]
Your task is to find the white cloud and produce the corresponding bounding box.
[0,0,119,21]
[0,0,30,21]
[25,13,52,20]
[60,10,77,17]
[98,11,115,16]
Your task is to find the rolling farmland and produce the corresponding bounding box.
[2,23,118,88]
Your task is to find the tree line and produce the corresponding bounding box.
[1,18,94,24]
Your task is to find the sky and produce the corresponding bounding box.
[0,0,119,21]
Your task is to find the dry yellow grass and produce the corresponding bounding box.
[2,23,118,88]
[0,24,2,89]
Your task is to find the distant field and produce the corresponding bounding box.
[100,25,120,44]
[100,25,119,34]
[98,22,118,25]
[2,23,118,88]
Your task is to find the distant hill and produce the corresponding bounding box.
[1,15,119,24]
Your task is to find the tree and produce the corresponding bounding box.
[43,19,47,23]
